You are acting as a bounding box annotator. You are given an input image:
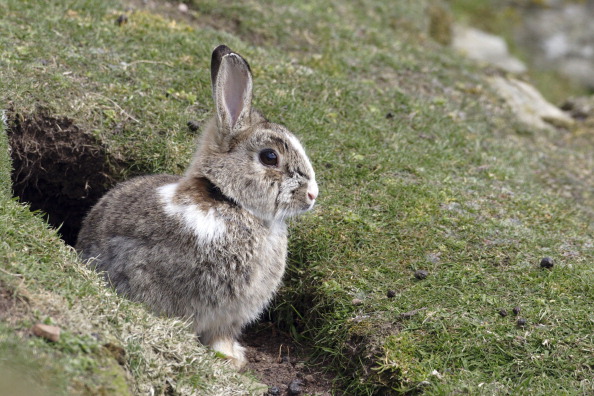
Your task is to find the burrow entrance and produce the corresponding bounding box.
[7,108,124,245]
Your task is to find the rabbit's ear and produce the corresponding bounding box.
[211,45,253,135]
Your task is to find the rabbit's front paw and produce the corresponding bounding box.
[211,337,247,370]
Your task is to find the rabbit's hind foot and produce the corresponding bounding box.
[211,337,247,370]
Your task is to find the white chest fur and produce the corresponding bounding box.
[157,183,227,245]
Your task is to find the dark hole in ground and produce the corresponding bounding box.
[5,108,338,394]
[7,108,123,245]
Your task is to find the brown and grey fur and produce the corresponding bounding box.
[76,45,318,369]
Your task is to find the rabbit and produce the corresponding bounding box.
[76,45,318,369]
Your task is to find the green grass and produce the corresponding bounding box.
[2,0,593,394]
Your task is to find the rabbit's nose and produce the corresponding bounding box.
[307,181,319,201]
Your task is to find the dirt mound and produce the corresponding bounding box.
[7,108,123,245]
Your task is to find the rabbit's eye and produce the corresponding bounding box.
[259,149,278,166]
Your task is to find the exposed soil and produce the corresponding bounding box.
[243,322,336,396]
[7,109,123,245]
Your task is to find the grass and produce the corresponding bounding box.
[1,0,593,394]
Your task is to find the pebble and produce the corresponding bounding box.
[540,257,554,269]
[31,323,61,342]
[268,386,280,395]
[178,3,189,13]
[287,379,303,395]
[304,374,315,384]
[414,270,428,280]
[387,290,396,298]
[352,298,363,306]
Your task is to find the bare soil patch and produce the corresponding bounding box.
[243,322,336,395]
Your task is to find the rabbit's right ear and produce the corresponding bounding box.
[211,45,253,136]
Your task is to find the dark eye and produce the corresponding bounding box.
[259,149,278,166]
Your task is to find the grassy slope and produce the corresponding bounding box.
[2,0,593,394]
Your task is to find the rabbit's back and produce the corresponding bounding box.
[77,174,288,339]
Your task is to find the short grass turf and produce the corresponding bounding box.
[1,0,593,394]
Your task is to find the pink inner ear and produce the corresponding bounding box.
[224,68,248,128]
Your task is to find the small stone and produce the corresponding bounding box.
[115,14,128,26]
[187,120,201,132]
[178,3,189,13]
[498,309,508,317]
[540,257,554,269]
[517,318,527,327]
[352,298,363,306]
[268,386,280,396]
[414,270,428,280]
[304,374,315,384]
[287,379,303,395]
[387,290,396,298]
[513,306,521,316]
[31,323,61,342]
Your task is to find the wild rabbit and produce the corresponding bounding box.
[76,45,318,369]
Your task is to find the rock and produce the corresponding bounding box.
[540,257,554,269]
[352,298,363,306]
[31,323,61,342]
[561,96,594,120]
[304,374,315,384]
[452,26,526,73]
[515,2,594,89]
[487,76,574,130]
[268,386,280,395]
[414,270,428,280]
[178,3,189,13]
[287,379,303,395]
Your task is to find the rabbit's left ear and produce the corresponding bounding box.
[211,45,253,135]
